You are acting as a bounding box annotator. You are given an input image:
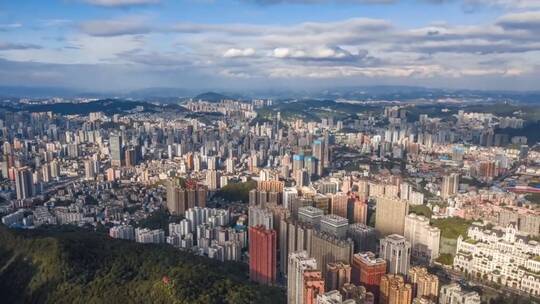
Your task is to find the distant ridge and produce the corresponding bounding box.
[0,99,187,115]
[193,92,231,103]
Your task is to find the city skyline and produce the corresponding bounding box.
[1,0,540,92]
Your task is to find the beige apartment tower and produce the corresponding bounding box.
[375,197,409,236]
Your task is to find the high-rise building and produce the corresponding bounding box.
[379,274,413,304]
[249,206,273,229]
[404,213,440,264]
[206,170,220,190]
[166,179,207,216]
[124,147,137,167]
[283,187,298,210]
[313,194,331,214]
[293,154,305,175]
[109,225,135,240]
[310,230,354,277]
[408,267,439,301]
[135,228,165,244]
[441,173,459,199]
[110,134,123,167]
[84,159,95,180]
[439,283,481,304]
[375,197,409,236]
[330,192,348,219]
[347,224,377,253]
[298,206,324,227]
[478,161,496,180]
[225,157,235,173]
[207,156,217,171]
[279,218,314,276]
[249,225,277,285]
[303,156,318,179]
[288,251,318,304]
[348,199,368,224]
[312,139,325,176]
[258,180,285,193]
[351,252,387,301]
[295,168,309,187]
[15,166,33,200]
[320,214,349,239]
[303,270,325,304]
[50,160,60,178]
[380,234,411,276]
[326,261,351,291]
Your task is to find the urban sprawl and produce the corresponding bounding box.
[1,97,539,304]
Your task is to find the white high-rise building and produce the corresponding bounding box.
[439,283,481,304]
[380,234,411,276]
[320,214,349,239]
[283,187,298,210]
[404,213,440,264]
[248,205,273,229]
[109,225,135,240]
[225,157,235,173]
[135,228,165,244]
[298,206,324,227]
[288,251,318,304]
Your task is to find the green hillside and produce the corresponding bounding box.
[0,225,285,304]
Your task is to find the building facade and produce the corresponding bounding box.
[249,225,277,285]
[380,234,411,276]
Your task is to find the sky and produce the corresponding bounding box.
[0,0,539,92]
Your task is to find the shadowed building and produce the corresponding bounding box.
[249,225,277,285]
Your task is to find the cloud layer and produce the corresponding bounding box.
[1,0,540,91]
[83,0,160,7]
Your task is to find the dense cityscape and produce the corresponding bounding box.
[0,92,538,304]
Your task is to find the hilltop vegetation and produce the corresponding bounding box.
[0,225,285,304]
[431,217,473,239]
[193,92,232,103]
[215,180,257,204]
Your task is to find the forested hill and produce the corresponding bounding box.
[0,226,285,304]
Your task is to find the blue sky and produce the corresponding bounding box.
[1,0,539,92]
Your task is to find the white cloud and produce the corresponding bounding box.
[464,0,540,10]
[243,0,396,5]
[79,18,152,36]
[223,48,256,58]
[497,11,540,31]
[5,6,540,90]
[272,47,304,58]
[0,23,22,30]
[83,0,160,7]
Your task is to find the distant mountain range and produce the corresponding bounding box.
[0,85,539,104]
[0,99,187,115]
[193,92,233,103]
